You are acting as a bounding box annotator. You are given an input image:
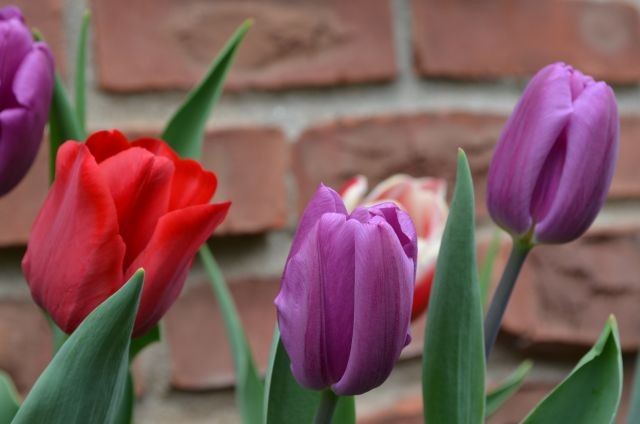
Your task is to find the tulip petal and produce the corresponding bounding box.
[86,130,131,163]
[289,184,347,260]
[534,82,619,243]
[332,218,414,395]
[12,43,54,117]
[276,214,357,390]
[126,202,230,335]
[168,160,217,210]
[0,108,37,194]
[132,137,180,162]
[98,147,174,267]
[0,18,32,107]
[22,142,126,333]
[487,63,573,236]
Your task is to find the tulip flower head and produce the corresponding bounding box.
[340,174,448,320]
[487,63,619,245]
[275,184,417,396]
[0,6,54,195]
[22,130,230,336]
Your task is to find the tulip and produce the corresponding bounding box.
[487,62,619,245]
[339,174,448,320]
[22,130,230,336]
[0,6,54,195]
[275,184,417,395]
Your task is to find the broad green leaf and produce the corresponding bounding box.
[162,20,251,159]
[199,246,263,424]
[112,371,134,424]
[0,370,19,423]
[485,360,532,417]
[628,350,640,423]
[49,74,84,181]
[263,328,355,424]
[422,150,485,424]
[522,316,622,424]
[74,10,91,135]
[12,271,144,424]
[479,228,502,309]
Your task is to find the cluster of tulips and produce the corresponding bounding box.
[0,5,634,424]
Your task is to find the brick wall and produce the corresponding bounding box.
[2,0,640,422]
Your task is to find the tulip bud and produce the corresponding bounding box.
[487,63,619,244]
[275,184,417,395]
[0,6,54,195]
[339,174,448,320]
[22,130,230,336]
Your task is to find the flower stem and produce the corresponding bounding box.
[484,238,532,359]
[313,389,339,424]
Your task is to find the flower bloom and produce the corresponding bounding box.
[275,185,417,395]
[22,130,229,336]
[487,62,619,244]
[340,174,448,321]
[0,6,54,195]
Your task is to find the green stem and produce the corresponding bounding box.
[484,238,532,359]
[313,389,339,424]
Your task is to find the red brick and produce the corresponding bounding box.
[164,276,279,390]
[293,113,506,219]
[0,127,288,246]
[0,298,52,395]
[11,0,65,73]
[497,225,640,352]
[412,0,640,83]
[91,0,395,92]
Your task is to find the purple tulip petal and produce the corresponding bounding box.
[534,82,618,243]
[332,218,414,395]
[487,63,573,236]
[0,6,24,22]
[0,17,32,108]
[0,107,34,194]
[13,43,54,115]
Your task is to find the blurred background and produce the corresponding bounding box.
[2,0,640,422]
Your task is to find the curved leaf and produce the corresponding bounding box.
[0,370,19,423]
[485,360,533,417]
[422,150,485,424]
[522,316,622,424]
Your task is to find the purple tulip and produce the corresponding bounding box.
[487,63,619,244]
[275,184,417,395]
[0,6,54,196]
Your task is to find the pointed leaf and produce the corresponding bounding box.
[49,74,84,181]
[74,10,91,135]
[522,316,622,424]
[12,270,144,424]
[422,150,485,424]
[0,370,19,423]
[199,246,264,424]
[485,360,533,417]
[162,20,251,159]
[262,328,354,424]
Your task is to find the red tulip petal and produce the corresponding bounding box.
[126,201,230,335]
[22,141,125,333]
[131,137,180,163]
[98,147,174,268]
[86,129,130,163]
[169,159,217,210]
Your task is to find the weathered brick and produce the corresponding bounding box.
[91,0,395,92]
[164,276,279,390]
[11,0,65,72]
[0,126,288,246]
[412,0,640,83]
[497,225,640,352]
[0,298,52,395]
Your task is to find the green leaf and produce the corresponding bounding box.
[262,328,356,424]
[479,228,502,309]
[627,350,640,423]
[162,20,251,159]
[199,246,264,424]
[74,10,91,135]
[12,270,144,424]
[0,370,19,423]
[422,149,485,424]
[129,324,160,360]
[522,316,622,424]
[49,74,84,181]
[485,360,532,417]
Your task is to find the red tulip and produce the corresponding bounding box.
[22,130,230,336]
[340,174,448,321]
